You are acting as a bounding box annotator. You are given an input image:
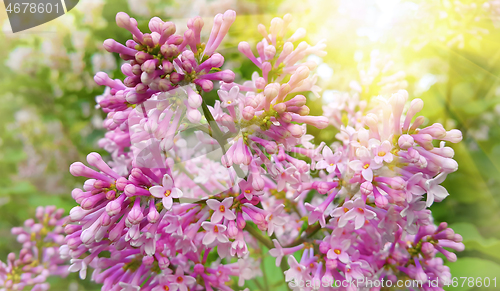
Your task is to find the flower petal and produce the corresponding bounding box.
[222,197,234,208]
[206,199,220,210]
[211,211,223,223]
[202,232,216,245]
[349,160,363,171]
[361,168,373,182]
[224,210,236,221]
[162,197,173,210]
[162,174,174,188]
[149,186,165,198]
[171,188,183,198]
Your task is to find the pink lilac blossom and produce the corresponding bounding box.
[0,206,68,291]
[1,10,466,291]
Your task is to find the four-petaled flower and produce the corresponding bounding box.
[371,140,393,164]
[201,222,229,245]
[166,268,196,291]
[206,197,236,223]
[337,198,376,229]
[343,262,364,282]
[284,256,306,283]
[315,146,342,173]
[149,174,183,210]
[327,238,351,263]
[424,173,449,207]
[218,86,242,108]
[265,204,286,236]
[348,146,382,182]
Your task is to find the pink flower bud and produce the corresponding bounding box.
[264,45,276,60]
[87,152,119,179]
[273,103,286,114]
[195,79,213,92]
[255,77,267,90]
[193,263,204,274]
[142,255,154,266]
[420,123,447,139]
[100,213,112,226]
[115,177,128,191]
[148,17,164,33]
[325,259,338,270]
[156,79,170,92]
[287,123,303,138]
[403,98,424,131]
[147,206,160,224]
[374,190,388,208]
[360,181,373,196]
[288,66,310,88]
[295,105,310,116]
[410,116,425,132]
[142,33,154,47]
[127,200,144,225]
[187,90,202,108]
[105,190,116,200]
[242,106,256,120]
[291,114,329,129]
[398,134,414,149]
[319,242,330,254]
[131,64,142,75]
[81,194,105,210]
[169,72,184,83]
[141,59,159,74]
[157,256,170,269]
[70,162,112,182]
[236,212,246,229]
[135,51,152,64]
[162,60,174,73]
[116,12,132,29]
[444,129,462,143]
[413,133,434,150]
[284,95,307,107]
[108,220,125,242]
[227,220,239,239]
[186,107,201,123]
[69,206,90,221]
[24,219,34,227]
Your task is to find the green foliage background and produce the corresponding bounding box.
[0,0,499,290]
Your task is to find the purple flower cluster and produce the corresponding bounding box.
[95,11,236,118]
[1,9,466,291]
[0,206,68,291]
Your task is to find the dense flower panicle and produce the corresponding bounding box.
[0,206,68,291]
[96,10,236,112]
[3,9,466,291]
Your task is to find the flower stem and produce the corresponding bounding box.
[243,223,273,249]
[285,216,332,248]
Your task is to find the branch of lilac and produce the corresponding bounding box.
[0,9,466,291]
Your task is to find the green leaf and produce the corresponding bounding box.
[449,223,500,261]
[447,257,500,291]
[0,181,36,196]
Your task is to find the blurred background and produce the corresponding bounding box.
[0,0,499,290]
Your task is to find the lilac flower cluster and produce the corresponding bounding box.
[0,206,68,291]
[1,9,465,291]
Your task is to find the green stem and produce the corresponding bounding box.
[200,97,246,178]
[254,278,264,290]
[175,161,212,196]
[260,243,269,289]
[244,224,273,249]
[285,216,332,248]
